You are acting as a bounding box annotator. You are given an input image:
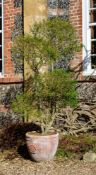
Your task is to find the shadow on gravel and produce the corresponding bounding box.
[18,144,32,161]
[0,122,41,151]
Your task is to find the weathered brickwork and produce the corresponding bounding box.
[0,0,96,127]
[0,0,23,126]
[0,0,23,81]
[69,0,96,102]
[0,0,23,83]
[69,0,83,80]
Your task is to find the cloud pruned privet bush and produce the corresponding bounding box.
[12,18,81,134]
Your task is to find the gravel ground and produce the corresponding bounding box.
[0,153,96,175]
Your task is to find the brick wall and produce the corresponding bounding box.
[0,0,23,83]
[69,0,83,80]
[69,0,96,102]
[0,0,96,127]
[0,0,23,126]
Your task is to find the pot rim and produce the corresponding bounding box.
[26,132,59,138]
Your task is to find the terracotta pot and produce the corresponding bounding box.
[26,132,59,161]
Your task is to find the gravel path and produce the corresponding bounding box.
[0,154,96,175]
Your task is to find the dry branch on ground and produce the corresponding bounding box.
[55,103,96,135]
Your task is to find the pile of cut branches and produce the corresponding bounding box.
[55,103,96,135]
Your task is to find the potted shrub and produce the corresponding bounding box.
[12,18,80,161]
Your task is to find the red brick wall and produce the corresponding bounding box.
[0,0,91,82]
[0,0,23,83]
[69,0,83,80]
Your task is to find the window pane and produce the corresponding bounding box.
[90,10,96,23]
[91,55,96,68]
[0,5,1,17]
[0,18,2,30]
[0,46,2,58]
[90,0,96,8]
[0,60,2,72]
[91,41,96,54]
[0,33,1,44]
[91,26,96,38]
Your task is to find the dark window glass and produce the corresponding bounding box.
[0,18,2,30]
[0,46,2,58]
[0,60,2,72]
[91,41,96,54]
[91,26,96,39]
[90,0,96,8]
[91,55,96,68]
[90,10,96,23]
[0,5,1,16]
[0,33,2,45]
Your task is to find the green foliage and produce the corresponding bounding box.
[35,69,77,109]
[56,148,74,158]
[11,93,32,122]
[12,18,80,133]
[12,70,77,132]
[12,17,81,73]
[57,134,96,159]
[57,134,96,158]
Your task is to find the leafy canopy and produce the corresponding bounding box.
[12,18,80,133]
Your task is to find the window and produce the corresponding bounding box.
[82,0,96,75]
[0,0,3,75]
